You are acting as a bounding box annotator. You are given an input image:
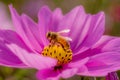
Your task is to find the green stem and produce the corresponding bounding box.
[89,77,96,80]
[81,77,84,80]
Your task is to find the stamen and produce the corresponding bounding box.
[42,44,72,66]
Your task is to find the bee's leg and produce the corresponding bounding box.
[50,40,56,46]
[58,42,65,49]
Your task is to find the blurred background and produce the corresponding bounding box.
[0,0,120,80]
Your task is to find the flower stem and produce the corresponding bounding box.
[89,77,96,80]
[81,76,84,80]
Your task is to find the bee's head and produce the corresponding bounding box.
[47,32,57,41]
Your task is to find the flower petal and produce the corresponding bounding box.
[38,6,63,45]
[83,52,120,76]
[75,36,120,76]
[78,64,120,77]
[49,8,63,32]
[68,57,89,68]
[21,14,43,52]
[36,68,78,80]
[7,44,57,70]
[9,5,42,52]
[106,72,119,80]
[0,3,13,30]
[73,36,120,61]
[58,6,105,54]
[38,6,52,46]
[93,35,120,52]
[0,41,27,68]
[87,52,120,66]
[36,68,60,80]
[61,68,78,79]
[0,30,29,67]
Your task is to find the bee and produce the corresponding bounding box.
[43,29,73,66]
[46,29,72,50]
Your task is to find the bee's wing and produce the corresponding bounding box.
[58,29,72,41]
[58,29,70,34]
[63,37,72,41]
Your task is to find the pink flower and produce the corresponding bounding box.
[106,72,119,80]
[0,2,13,30]
[0,5,120,80]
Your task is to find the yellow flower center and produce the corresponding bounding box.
[42,44,72,66]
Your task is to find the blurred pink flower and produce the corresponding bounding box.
[22,0,45,18]
[0,5,120,80]
[0,2,13,30]
[106,72,119,80]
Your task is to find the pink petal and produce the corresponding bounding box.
[79,65,119,77]
[68,57,89,68]
[87,52,120,66]
[77,65,88,75]
[83,52,120,76]
[36,68,60,80]
[61,68,78,79]
[73,36,120,61]
[21,14,43,52]
[49,8,63,32]
[0,30,29,68]
[93,35,120,52]
[58,6,105,54]
[0,42,26,68]
[74,12,105,54]
[78,65,120,77]
[36,68,78,80]
[38,6,52,46]
[106,72,119,80]
[0,3,13,30]
[76,36,120,76]
[7,44,57,70]
[38,6,63,45]
[9,5,42,52]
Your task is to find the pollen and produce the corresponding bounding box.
[41,44,72,66]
